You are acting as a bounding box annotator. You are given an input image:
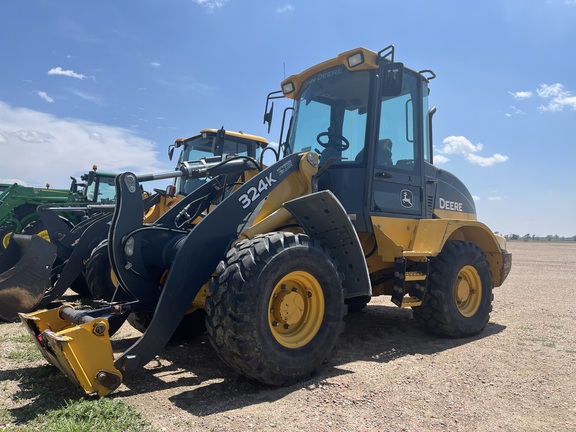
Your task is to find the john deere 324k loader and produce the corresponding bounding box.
[19,46,511,397]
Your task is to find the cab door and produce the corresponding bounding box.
[370,70,425,218]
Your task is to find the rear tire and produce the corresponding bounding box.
[205,232,345,386]
[412,241,493,337]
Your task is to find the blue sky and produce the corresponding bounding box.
[1,0,575,237]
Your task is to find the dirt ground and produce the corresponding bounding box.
[1,241,575,431]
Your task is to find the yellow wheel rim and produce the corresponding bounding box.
[37,230,51,242]
[2,231,12,249]
[268,271,324,348]
[455,265,482,317]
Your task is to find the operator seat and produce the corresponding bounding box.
[354,138,393,166]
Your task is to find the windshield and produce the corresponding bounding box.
[175,134,259,195]
[288,66,372,164]
[86,175,116,203]
[178,134,257,164]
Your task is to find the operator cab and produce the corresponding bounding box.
[171,129,268,195]
[269,46,440,232]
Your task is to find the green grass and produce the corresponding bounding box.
[7,343,43,363]
[3,332,44,363]
[3,398,155,432]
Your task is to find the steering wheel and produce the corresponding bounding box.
[316,132,350,151]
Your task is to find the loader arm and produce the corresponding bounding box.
[112,153,307,372]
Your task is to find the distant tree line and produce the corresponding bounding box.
[503,234,576,242]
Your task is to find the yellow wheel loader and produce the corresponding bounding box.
[19,46,511,397]
[0,128,267,321]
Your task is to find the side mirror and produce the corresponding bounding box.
[168,144,175,161]
[381,62,404,97]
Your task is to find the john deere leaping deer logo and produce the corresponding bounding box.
[400,189,413,209]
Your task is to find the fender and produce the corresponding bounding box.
[283,190,371,298]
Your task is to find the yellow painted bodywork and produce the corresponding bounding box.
[370,216,508,287]
[198,128,268,148]
[143,194,183,223]
[19,306,122,397]
[238,153,318,241]
[281,48,380,100]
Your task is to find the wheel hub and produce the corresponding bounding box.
[454,265,482,317]
[268,271,324,348]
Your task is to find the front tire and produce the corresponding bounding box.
[205,232,345,386]
[412,241,493,337]
[85,241,121,301]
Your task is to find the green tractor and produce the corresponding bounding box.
[0,168,116,253]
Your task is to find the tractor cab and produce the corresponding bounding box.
[266,46,463,233]
[171,128,268,195]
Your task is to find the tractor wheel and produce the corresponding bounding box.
[412,241,493,337]
[0,227,13,254]
[85,241,121,301]
[21,220,51,242]
[127,308,207,342]
[205,232,345,386]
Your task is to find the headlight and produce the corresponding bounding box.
[347,52,364,68]
[282,81,295,95]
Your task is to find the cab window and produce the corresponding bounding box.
[377,73,418,171]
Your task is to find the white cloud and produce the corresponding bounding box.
[506,105,525,116]
[277,4,295,13]
[509,91,532,99]
[465,153,509,167]
[433,154,450,164]
[436,135,508,167]
[537,83,576,112]
[437,136,483,155]
[151,62,161,67]
[47,67,88,80]
[70,89,104,105]
[488,196,503,201]
[0,101,164,187]
[193,0,229,11]
[472,195,480,202]
[36,91,54,103]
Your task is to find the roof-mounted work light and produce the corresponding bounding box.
[347,51,365,68]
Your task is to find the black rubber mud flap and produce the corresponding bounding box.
[283,190,371,298]
[0,234,57,321]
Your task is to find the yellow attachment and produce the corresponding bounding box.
[19,306,122,397]
[454,265,482,317]
[268,271,325,348]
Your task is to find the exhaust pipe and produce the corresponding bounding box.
[0,234,57,321]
